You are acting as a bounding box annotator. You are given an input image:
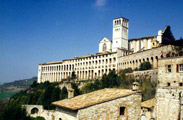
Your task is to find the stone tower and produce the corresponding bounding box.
[112,17,129,52]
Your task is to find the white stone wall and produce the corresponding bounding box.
[38,52,117,83]
[112,17,129,51]
[99,37,112,53]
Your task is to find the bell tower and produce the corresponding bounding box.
[112,17,129,52]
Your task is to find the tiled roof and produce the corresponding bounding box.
[52,88,138,110]
[141,98,155,108]
[129,35,157,41]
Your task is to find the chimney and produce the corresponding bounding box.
[68,88,74,99]
[132,82,139,91]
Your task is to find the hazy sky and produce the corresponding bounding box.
[0,0,183,83]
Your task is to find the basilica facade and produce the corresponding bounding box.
[37,17,175,83]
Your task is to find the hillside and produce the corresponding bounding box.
[0,77,37,101]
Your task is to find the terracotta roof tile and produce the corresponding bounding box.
[141,98,155,108]
[52,88,137,110]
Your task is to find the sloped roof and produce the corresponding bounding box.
[99,37,112,43]
[141,98,155,108]
[129,35,157,41]
[52,88,138,110]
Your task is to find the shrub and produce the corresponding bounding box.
[139,62,152,70]
[31,116,45,120]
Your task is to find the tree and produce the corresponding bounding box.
[31,117,45,120]
[100,70,119,88]
[71,82,80,96]
[71,71,77,80]
[42,86,54,109]
[139,61,152,70]
[60,86,68,99]
[51,87,61,102]
[30,81,38,88]
[0,100,31,120]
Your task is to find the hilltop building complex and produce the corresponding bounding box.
[25,17,183,120]
[37,17,176,83]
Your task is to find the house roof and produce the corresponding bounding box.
[141,98,155,108]
[52,88,139,110]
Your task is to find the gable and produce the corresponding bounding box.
[99,37,112,43]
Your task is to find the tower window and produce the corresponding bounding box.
[119,20,121,24]
[103,43,107,51]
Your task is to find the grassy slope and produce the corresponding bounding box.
[0,92,16,101]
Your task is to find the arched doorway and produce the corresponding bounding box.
[31,107,39,114]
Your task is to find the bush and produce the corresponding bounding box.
[71,82,80,96]
[60,86,68,99]
[0,100,31,120]
[139,62,152,70]
[31,116,45,120]
[138,79,157,101]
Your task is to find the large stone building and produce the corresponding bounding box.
[52,87,142,120]
[25,56,183,120]
[154,56,183,120]
[37,17,175,83]
[139,56,183,120]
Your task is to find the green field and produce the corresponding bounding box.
[0,92,16,101]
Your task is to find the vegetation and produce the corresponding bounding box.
[0,77,37,101]
[0,67,157,119]
[0,92,16,101]
[0,100,32,120]
[1,77,37,88]
[134,61,152,71]
[31,117,45,120]
[80,69,156,101]
[139,61,152,70]
[71,71,77,80]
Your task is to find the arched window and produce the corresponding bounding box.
[103,43,107,51]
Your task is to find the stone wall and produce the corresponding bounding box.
[158,56,183,87]
[77,92,142,120]
[24,105,77,120]
[155,88,182,120]
[118,45,174,71]
[154,57,183,120]
[126,69,158,82]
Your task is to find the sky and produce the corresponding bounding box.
[0,0,183,83]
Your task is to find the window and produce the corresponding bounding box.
[103,43,107,51]
[167,65,171,72]
[180,83,183,86]
[167,83,170,86]
[179,64,183,72]
[120,107,126,115]
[59,118,62,120]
